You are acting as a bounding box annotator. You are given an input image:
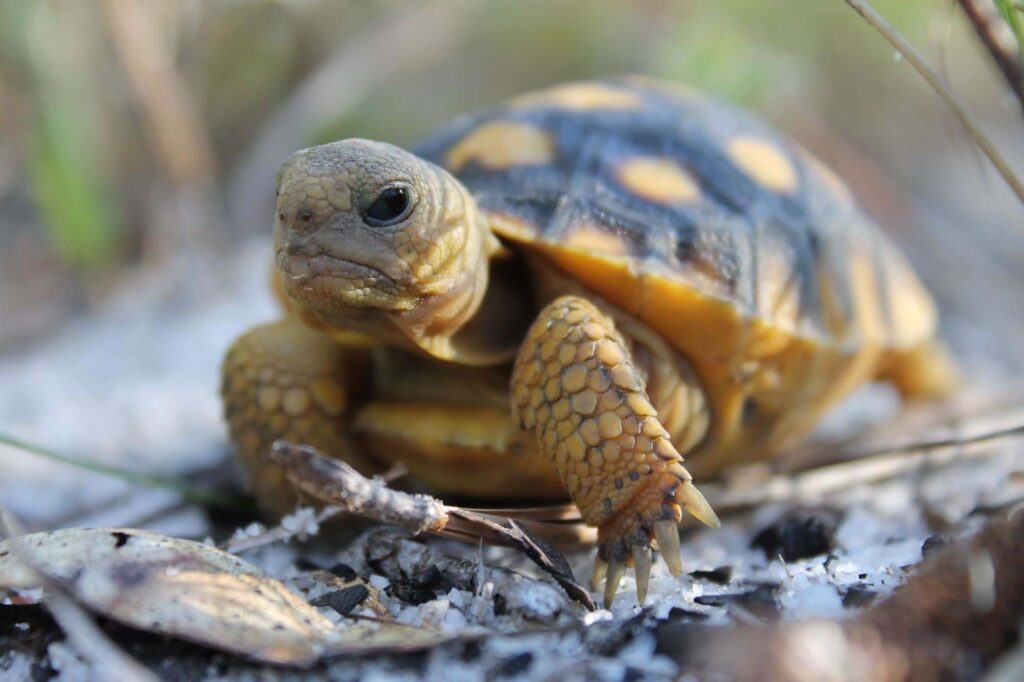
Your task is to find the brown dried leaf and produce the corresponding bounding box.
[0,528,335,665]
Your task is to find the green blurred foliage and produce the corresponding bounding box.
[994,0,1024,60]
[0,0,1006,290]
[28,107,121,272]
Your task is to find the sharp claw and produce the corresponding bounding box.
[676,480,720,528]
[591,557,608,591]
[654,519,683,576]
[633,546,652,605]
[604,559,624,608]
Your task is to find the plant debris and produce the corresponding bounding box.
[309,585,370,616]
[751,508,841,562]
[705,511,1024,681]
[0,527,452,666]
[271,441,596,610]
[688,566,733,585]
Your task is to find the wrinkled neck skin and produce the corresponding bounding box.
[387,211,497,363]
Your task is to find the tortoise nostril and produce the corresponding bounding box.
[298,210,313,223]
[278,211,286,222]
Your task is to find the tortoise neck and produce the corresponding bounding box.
[443,247,536,365]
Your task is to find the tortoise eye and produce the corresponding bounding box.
[363,186,414,227]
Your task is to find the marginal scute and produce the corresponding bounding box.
[726,135,798,193]
[445,121,555,171]
[563,225,633,257]
[484,210,539,243]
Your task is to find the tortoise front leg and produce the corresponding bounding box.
[511,296,719,606]
[222,318,380,517]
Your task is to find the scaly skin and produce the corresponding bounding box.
[511,296,719,605]
[222,318,377,517]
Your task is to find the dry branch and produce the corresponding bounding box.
[844,0,1024,205]
[957,0,1024,115]
[270,441,597,610]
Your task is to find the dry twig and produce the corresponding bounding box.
[100,0,215,184]
[270,441,597,610]
[844,0,1024,205]
[957,0,1024,115]
[223,463,408,554]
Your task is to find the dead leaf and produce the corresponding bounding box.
[0,528,331,665]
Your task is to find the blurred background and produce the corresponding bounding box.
[1,0,1023,527]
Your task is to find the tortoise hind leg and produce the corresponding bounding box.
[510,295,719,607]
[878,339,958,401]
[221,318,380,517]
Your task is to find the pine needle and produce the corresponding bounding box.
[0,433,251,512]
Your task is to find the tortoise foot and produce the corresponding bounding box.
[594,465,718,607]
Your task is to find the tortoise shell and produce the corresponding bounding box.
[413,77,937,471]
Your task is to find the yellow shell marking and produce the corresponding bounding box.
[445,121,555,171]
[726,136,798,193]
[616,157,701,204]
[484,210,538,242]
[564,225,631,256]
[512,82,641,111]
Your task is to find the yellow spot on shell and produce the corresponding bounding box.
[446,121,555,171]
[726,136,798,193]
[512,82,641,111]
[282,388,311,416]
[564,225,630,256]
[616,157,701,204]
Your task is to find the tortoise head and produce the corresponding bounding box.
[274,139,503,361]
